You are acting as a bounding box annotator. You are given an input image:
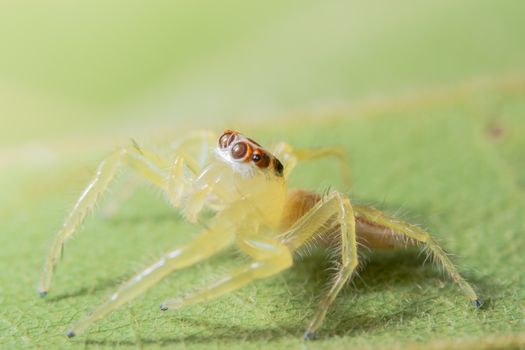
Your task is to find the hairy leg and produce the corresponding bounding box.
[160,234,293,311]
[160,192,358,335]
[304,195,357,339]
[280,191,358,339]
[355,205,481,307]
[169,129,216,170]
[132,138,204,208]
[39,147,169,296]
[66,213,237,337]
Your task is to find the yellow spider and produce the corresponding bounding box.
[38,130,481,340]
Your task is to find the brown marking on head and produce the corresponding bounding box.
[250,148,284,177]
[251,149,271,168]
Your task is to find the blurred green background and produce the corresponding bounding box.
[1,1,524,349]
[2,0,525,145]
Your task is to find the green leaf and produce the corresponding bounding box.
[1,1,524,349]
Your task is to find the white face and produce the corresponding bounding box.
[215,130,284,178]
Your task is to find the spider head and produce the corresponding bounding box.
[216,130,284,178]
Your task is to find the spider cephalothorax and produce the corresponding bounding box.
[38,129,481,340]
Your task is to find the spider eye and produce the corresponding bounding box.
[218,131,236,148]
[252,151,270,168]
[231,142,248,159]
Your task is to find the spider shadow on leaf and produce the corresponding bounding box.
[45,273,134,302]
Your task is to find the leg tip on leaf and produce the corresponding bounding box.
[303,331,316,341]
[472,299,483,309]
[160,304,168,311]
[38,290,48,298]
[67,330,75,338]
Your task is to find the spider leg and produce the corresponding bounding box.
[354,205,481,307]
[166,153,193,208]
[39,147,169,296]
[66,214,236,338]
[272,142,351,187]
[160,234,293,311]
[165,130,217,208]
[100,132,214,217]
[279,191,357,340]
[169,129,216,168]
[166,133,221,218]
